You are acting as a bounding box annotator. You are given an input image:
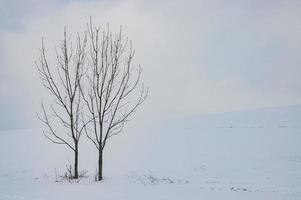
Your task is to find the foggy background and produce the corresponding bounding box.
[1,0,301,130]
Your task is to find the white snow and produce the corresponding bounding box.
[1,105,301,199]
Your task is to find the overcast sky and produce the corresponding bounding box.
[1,0,301,129]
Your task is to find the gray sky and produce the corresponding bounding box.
[1,0,301,129]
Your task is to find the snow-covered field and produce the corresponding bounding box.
[1,105,301,199]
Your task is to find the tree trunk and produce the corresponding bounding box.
[98,149,103,181]
[74,143,79,179]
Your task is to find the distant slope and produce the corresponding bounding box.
[168,104,301,129]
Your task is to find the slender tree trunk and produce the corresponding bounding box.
[74,143,79,179]
[98,149,103,181]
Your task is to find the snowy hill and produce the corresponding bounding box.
[0,105,301,199]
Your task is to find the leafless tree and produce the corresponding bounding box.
[36,28,88,179]
[81,20,148,181]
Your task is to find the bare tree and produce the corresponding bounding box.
[36,28,88,179]
[81,20,148,181]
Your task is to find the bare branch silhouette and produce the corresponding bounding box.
[80,18,148,181]
[36,28,88,179]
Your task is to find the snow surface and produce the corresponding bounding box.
[1,105,301,199]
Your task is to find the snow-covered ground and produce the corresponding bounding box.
[1,105,301,199]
